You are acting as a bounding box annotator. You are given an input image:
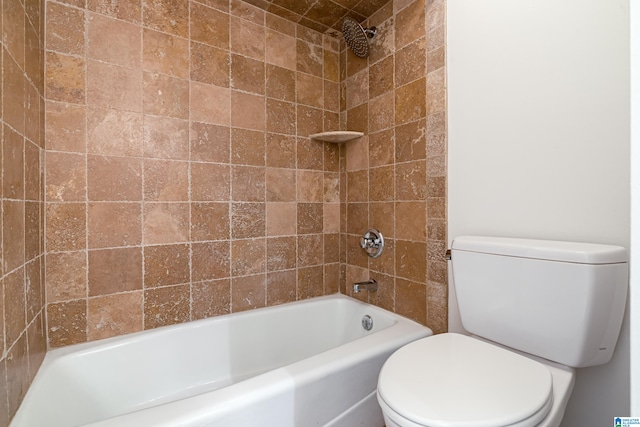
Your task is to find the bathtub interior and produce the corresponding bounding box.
[12,295,401,427]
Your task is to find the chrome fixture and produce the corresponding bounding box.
[361,315,373,331]
[353,279,378,293]
[360,228,384,258]
[342,17,377,58]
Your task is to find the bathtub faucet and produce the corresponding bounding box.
[353,279,378,293]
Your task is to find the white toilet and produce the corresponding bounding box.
[377,236,628,427]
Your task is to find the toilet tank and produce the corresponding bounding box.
[451,236,628,368]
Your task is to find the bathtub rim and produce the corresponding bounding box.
[41,293,425,359]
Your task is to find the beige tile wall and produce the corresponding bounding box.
[43,0,448,347]
[0,0,47,421]
[340,0,447,333]
[44,0,343,346]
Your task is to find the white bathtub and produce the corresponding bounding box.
[11,294,431,427]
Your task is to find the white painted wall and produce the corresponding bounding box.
[447,0,631,424]
[631,0,639,416]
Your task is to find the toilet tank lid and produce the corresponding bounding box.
[451,236,627,264]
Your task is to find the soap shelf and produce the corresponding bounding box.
[309,131,364,144]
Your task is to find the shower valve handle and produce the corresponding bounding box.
[360,229,384,258]
[360,236,381,249]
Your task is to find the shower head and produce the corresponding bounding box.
[342,17,376,58]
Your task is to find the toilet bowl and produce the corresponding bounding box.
[377,333,575,427]
[376,236,627,427]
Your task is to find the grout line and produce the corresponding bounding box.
[186,0,194,323]
[139,0,146,333]
[82,0,90,341]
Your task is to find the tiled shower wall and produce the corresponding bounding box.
[0,0,47,421]
[43,0,448,347]
[340,0,447,333]
[44,0,343,346]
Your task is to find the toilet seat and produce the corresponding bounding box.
[377,333,554,427]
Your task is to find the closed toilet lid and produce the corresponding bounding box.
[378,333,553,427]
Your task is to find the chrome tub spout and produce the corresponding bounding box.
[353,279,378,293]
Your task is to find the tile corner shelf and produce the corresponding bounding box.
[309,131,364,144]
